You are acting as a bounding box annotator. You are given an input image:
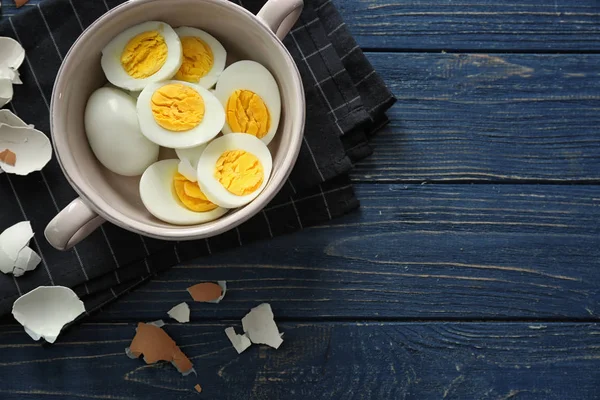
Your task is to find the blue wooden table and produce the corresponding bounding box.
[1,0,599,398]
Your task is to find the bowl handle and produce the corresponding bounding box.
[44,198,106,251]
[257,0,304,40]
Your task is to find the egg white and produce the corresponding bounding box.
[137,80,225,149]
[101,21,182,91]
[196,133,272,209]
[139,159,228,225]
[85,87,159,176]
[174,27,227,89]
[175,143,207,181]
[214,60,281,145]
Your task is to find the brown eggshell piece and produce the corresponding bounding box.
[14,0,29,8]
[128,322,193,374]
[194,384,202,393]
[187,282,222,302]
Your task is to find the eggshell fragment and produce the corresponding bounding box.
[12,286,86,343]
[0,37,25,106]
[0,109,33,128]
[241,303,283,349]
[0,221,33,274]
[0,37,25,71]
[167,302,190,323]
[225,327,252,354]
[194,384,202,393]
[126,322,194,375]
[0,124,52,175]
[14,0,30,9]
[187,281,226,303]
[0,77,13,108]
[13,246,41,277]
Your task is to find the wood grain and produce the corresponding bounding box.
[83,183,600,321]
[0,322,598,399]
[355,53,600,183]
[332,0,600,51]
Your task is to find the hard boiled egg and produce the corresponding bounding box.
[140,159,228,225]
[85,87,159,176]
[214,60,281,145]
[196,133,272,208]
[137,80,225,149]
[101,21,182,91]
[173,27,226,89]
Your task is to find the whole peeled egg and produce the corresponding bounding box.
[85,87,160,176]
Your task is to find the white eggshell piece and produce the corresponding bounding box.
[139,159,229,225]
[85,87,159,176]
[12,286,86,343]
[214,60,281,145]
[0,109,30,128]
[0,125,52,175]
[101,21,182,91]
[241,303,283,349]
[13,246,41,277]
[0,37,25,71]
[196,133,272,209]
[225,327,252,354]
[0,77,13,107]
[0,221,33,261]
[167,302,190,323]
[136,80,225,149]
[173,27,227,89]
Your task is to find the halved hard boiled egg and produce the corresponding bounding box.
[140,159,228,225]
[196,133,272,208]
[173,27,226,89]
[136,80,225,149]
[101,21,182,91]
[214,61,281,145]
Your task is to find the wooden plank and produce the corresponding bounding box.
[5,1,600,51]
[86,183,600,321]
[333,0,600,51]
[0,322,597,399]
[354,52,600,183]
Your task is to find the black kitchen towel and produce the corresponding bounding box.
[0,0,395,316]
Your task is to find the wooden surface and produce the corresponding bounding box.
[1,0,600,399]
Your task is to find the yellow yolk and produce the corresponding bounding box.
[174,36,214,83]
[214,150,264,196]
[173,173,218,212]
[226,90,271,139]
[121,31,168,79]
[151,83,205,131]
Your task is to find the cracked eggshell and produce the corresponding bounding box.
[0,109,30,128]
[225,327,252,354]
[0,37,25,70]
[12,286,86,343]
[241,303,283,349]
[12,246,41,277]
[0,77,13,107]
[0,124,52,175]
[167,302,190,323]
[0,221,33,274]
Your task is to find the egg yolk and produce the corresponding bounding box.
[174,36,214,83]
[121,30,168,79]
[214,150,264,196]
[151,83,205,131]
[173,172,218,212]
[226,90,271,139]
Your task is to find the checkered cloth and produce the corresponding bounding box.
[0,0,395,316]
